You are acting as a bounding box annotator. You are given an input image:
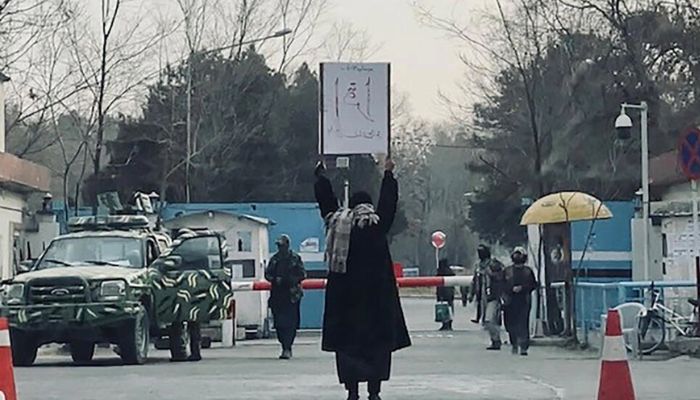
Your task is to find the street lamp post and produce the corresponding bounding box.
[615,101,650,281]
[184,28,293,202]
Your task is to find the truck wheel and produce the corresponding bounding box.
[10,330,38,367]
[70,342,95,364]
[119,307,149,365]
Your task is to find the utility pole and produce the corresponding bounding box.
[182,29,292,203]
[185,51,193,203]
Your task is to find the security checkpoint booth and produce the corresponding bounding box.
[162,210,272,339]
[522,192,616,338]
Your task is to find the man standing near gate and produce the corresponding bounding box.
[470,244,505,350]
[265,234,306,360]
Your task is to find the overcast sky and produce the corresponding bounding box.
[84,0,488,122]
[328,0,478,121]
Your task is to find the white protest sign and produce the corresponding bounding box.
[320,62,390,155]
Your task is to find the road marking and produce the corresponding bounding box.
[523,375,565,400]
[412,334,455,339]
[183,374,558,398]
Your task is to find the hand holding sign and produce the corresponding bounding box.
[385,158,395,172]
[314,161,326,177]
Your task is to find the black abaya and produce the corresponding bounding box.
[315,170,411,384]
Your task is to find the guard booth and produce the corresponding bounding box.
[163,210,272,338]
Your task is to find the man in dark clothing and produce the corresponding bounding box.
[315,158,411,400]
[473,245,505,350]
[460,284,469,308]
[436,258,455,331]
[265,234,306,360]
[503,246,538,356]
[468,245,491,323]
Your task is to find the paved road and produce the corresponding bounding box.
[13,298,700,399]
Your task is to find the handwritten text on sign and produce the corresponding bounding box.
[320,62,390,155]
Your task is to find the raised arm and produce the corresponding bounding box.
[377,159,398,234]
[314,162,339,219]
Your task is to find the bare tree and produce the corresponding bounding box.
[322,21,382,62]
[58,0,170,211]
[414,0,575,338]
[275,0,326,72]
[415,0,550,196]
[0,0,67,70]
[172,0,297,201]
[1,0,83,155]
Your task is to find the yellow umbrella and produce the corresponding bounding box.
[520,191,613,225]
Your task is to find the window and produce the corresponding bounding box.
[226,259,256,279]
[237,231,252,252]
[168,236,221,270]
[36,236,143,269]
[240,259,256,278]
[662,233,668,258]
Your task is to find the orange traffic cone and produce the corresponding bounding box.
[0,318,17,400]
[598,309,635,400]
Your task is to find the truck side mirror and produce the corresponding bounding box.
[16,260,34,274]
[156,255,182,272]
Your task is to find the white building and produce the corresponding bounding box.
[649,150,700,283]
[0,72,51,280]
[163,210,272,338]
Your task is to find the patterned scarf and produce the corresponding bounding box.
[325,204,380,274]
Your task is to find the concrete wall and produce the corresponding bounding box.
[24,213,60,259]
[654,181,700,288]
[0,190,25,280]
[660,216,700,281]
[631,218,664,281]
[572,201,636,281]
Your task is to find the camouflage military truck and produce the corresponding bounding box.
[0,216,232,366]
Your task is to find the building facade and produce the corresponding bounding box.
[0,72,51,280]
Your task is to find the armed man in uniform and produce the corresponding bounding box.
[265,234,306,359]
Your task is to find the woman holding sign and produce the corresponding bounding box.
[314,158,411,400]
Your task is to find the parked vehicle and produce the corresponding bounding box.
[0,215,232,366]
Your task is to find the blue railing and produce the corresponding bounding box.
[551,280,697,345]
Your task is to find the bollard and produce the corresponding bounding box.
[222,300,235,348]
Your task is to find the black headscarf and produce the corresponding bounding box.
[349,191,373,208]
[477,244,491,261]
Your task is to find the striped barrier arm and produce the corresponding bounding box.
[231,276,473,292]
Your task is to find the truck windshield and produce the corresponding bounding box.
[35,236,144,269]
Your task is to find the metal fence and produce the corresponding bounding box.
[549,280,697,346]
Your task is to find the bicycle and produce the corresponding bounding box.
[637,285,699,355]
